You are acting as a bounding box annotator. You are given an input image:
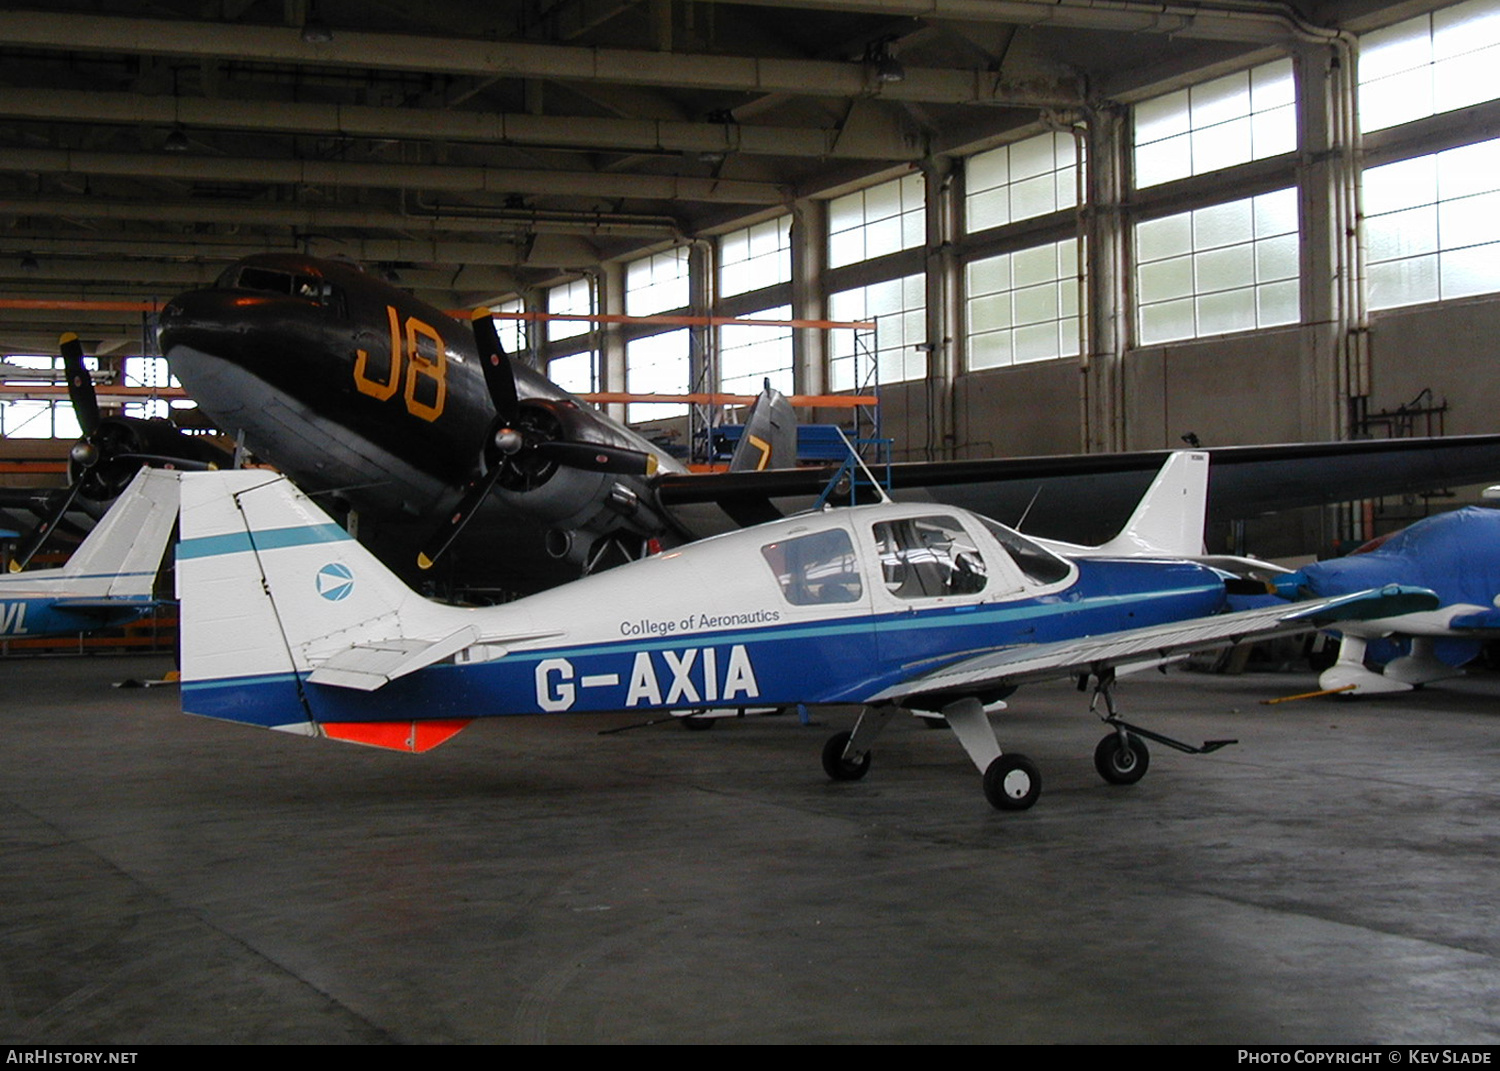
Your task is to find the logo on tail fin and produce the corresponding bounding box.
[316,562,354,601]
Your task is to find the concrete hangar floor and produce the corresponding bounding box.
[1,654,1497,1045]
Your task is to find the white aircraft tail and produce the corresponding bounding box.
[179,470,431,679]
[3,467,180,597]
[1094,450,1209,558]
[177,470,475,745]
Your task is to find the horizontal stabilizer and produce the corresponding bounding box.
[321,719,472,752]
[308,626,481,691]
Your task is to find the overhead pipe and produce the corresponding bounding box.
[0,147,791,206]
[0,87,926,162]
[0,10,1085,108]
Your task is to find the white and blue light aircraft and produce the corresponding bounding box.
[0,467,179,639]
[176,453,1436,810]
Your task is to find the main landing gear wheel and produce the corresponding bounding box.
[983,754,1040,811]
[1094,732,1150,785]
[821,730,871,781]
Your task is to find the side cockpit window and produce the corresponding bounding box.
[978,516,1072,585]
[874,516,987,599]
[761,528,863,606]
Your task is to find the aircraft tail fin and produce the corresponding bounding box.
[177,470,464,747]
[1095,450,1209,558]
[14,467,181,597]
[728,382,797,473]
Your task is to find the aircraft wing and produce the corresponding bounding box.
[869,585,1440,704]
[657,434,1500,544]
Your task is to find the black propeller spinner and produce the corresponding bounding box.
[415,310,658,571]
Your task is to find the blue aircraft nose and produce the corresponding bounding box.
[1269,570,1310,600]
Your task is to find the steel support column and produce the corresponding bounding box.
[1081,106,1129,454]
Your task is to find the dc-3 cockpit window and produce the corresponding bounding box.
[761,528,864,606]
[223,266,345,313]
[873,516,988,599]
[977,516,1072,585]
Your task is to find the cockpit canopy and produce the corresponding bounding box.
[758,508,1073,608]
[216,262,345,314]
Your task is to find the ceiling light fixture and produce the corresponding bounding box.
[301,16,333,43]
[866,40,905,84]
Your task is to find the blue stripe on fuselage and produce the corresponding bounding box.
[182,557,1227,729]
[0,595,154,638]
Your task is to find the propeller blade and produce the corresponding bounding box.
[417,464,506,571]
[471,308,519,426]
[9,480,84,573]
[58,333,101,437]
[537,441,659,477]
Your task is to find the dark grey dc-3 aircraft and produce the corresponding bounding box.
[143,252,1500,592]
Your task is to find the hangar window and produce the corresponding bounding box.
[1360,0,1500,132]
[626,330,690,421]
[0,354,97,438]
[828,275,925,390]
[1364,139,1500,309]
[828,173,924,269]
[719,216,791,298]
[1134,188,1300,345]
[1133,60,1296,189]
[872,516,988,599]
[966,239,1081,369]
[966,133,1080,232]
[121,356,179,421]
[0,399,62,439]
[720,305,793,397]
[545,280,599,396]
[547,351,595,395]
[627,248,691,315]
[761,528,863,605]
[491,297,528,361]
[625,249,694,420]
[547,278,593,342]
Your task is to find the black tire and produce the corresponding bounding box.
[821,730,871,781]
[679,714,716,731]
[1094,732,1150,785]
[983,754,1041,811]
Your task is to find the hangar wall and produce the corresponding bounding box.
[525,0,1500,548]
[884,290,1500,460]
[1367,298,1500,432]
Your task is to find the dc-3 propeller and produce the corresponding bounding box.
[415,310,658,570]
[9,333,226,573]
